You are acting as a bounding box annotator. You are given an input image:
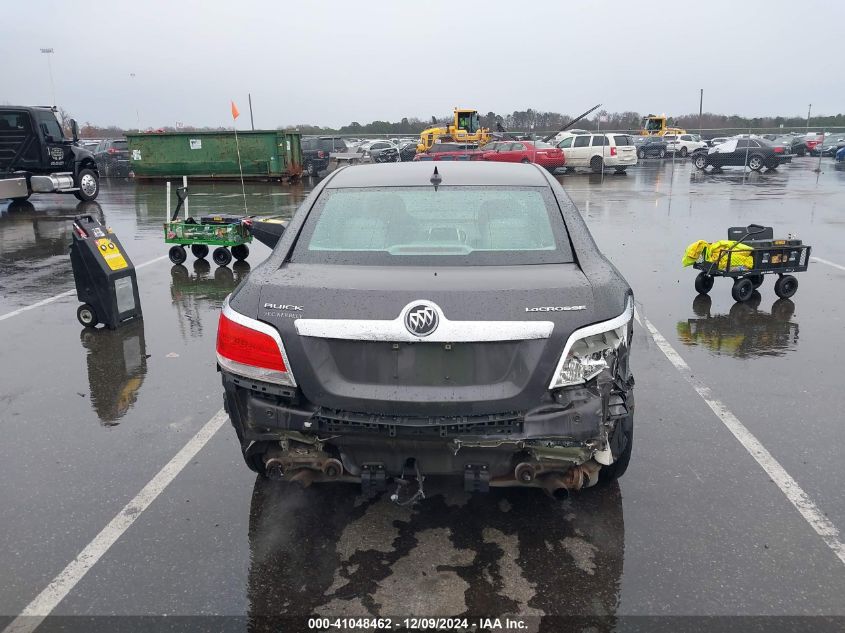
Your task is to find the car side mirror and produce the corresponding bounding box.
[70,119,79,142]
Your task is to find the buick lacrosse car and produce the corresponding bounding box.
[217,162,634,498]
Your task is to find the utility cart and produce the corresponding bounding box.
[692,224,811,302]
[163,185,251,267]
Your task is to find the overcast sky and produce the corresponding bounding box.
[2,0,842,129]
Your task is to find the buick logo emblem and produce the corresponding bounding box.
[405,303,439,337]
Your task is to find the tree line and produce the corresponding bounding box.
[71,109,845,138]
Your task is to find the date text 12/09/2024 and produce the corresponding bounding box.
[307,617,529,631]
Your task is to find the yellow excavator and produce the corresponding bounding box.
[417,108,492,152]
[641,114,686,136]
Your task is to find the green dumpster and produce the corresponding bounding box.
[126,130,302,180]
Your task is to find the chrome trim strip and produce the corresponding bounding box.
[295,299,554,343]
[548,296,634,389]
[218,296,297,387]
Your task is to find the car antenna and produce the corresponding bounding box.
[430,166,442,191]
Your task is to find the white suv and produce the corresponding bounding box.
[556,133,638,173]
[663,134,707,157]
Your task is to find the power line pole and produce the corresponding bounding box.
[248,93,255,131]
[807,104,812,131]
[698,89,703,135]
[130,73,141,131]
[40,48,56,107]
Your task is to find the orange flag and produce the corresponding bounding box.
[231,101,240,120]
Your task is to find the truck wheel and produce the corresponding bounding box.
[590,156,604,173]
[680,147,688,158]
[213,247,232,267]
[306,161,317,177]
[73,168,100,201]
[748,155,765,171]
[731,278,754,302]
[774,274,798,299]
[191,244,209,259]
[598,421,633,485]
[231,244,249,261]
[694,272,714,294]
[659,149,666,158]
[77,304,99,328]
[169,245,187,264]
[637,149,646,159]
[693,154,708,170]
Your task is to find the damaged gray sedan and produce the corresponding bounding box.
[217,162,634,498]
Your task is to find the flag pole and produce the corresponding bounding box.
[233,125,248,215]
[230,100,248,215]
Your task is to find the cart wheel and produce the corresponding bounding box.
[77,303,99,328]
[191,244,209,259]
[694,272,714,295]
[231,244,249,261]
[747,274,765,289]
[731,278,754,302]
[213,247,232,267]
[169,245,187,265]
[774,274,798,299]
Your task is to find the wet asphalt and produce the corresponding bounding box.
[1,157,845,631]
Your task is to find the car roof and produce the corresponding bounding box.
[325,161,550,188]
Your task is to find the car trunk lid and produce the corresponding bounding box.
[256,263,596,416]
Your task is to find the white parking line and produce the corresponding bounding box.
[635,309,845,567]
[0,255,169,323]
[2,409,228,633]
[811,256,845,273]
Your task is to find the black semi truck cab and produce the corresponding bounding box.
[0,106,100,202]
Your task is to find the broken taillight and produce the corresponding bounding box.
[216,298,296,386]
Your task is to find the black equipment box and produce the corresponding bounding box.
[70,214,142,329]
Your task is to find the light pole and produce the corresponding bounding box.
[807,103,812,131]
[40,48,56,107]
[130,73,141,131]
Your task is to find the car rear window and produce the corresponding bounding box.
[289,186,574,266]
[614,135,632,146]
[432,144,461,152]
[113,141,127,150]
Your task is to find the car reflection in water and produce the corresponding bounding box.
[677,294,798,358]
[79,319,148,426]
[170,260,250,340]
[247,479,624,632]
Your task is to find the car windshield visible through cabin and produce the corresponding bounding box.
[290,186,574,266]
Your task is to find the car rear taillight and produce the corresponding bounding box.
[317,150,326,158]
[108,148,118,154]
[774,146,784,153]
[216,299,296,386]
[610,147,617,157]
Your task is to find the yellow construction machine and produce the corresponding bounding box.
[417,108,492,152]
[641,114,686,136]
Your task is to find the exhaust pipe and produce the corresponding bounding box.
[264,457,285,481]
[540,473,570,500]
[540,460,603,499]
